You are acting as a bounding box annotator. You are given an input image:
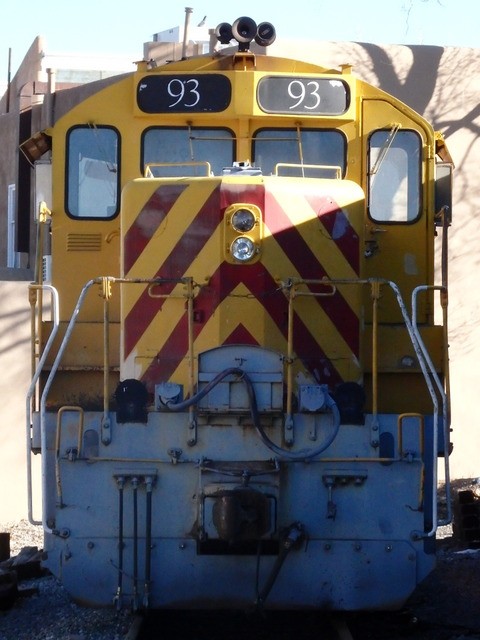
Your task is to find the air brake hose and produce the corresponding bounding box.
[255,521,305,607]
[164,367,341,460]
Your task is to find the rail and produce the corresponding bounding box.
[412,285,452,530]
[278,276,451,535]
[26,284,60,526]
[34,277,195,533]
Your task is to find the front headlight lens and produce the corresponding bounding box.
[231,236,256,261]
[231,208,256,232]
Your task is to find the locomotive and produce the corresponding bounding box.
[24,17,453,610]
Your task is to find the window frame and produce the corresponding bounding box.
[252,127,347,177]
[65,124,121,221]
[140,125,236,177]
[367,128,423,225]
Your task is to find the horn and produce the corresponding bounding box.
[232,17,258,43]
[215,22,233,45]
[255,22,276,47]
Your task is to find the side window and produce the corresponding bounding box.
[368,129,421,223]
[142,128,234,177]
[66,126,120,219]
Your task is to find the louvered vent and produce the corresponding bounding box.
[67,233,102,251]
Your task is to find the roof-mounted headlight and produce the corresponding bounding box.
[231,236,256,262]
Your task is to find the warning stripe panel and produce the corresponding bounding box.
[123,184,188,275]
[263,184,360,355]
[123,179,362,390]
[140,262,343,390]
[124,183,222,356]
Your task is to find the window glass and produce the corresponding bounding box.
[66,126,119,218]
[253,129,345,177]
[368,129,421,223]
[142,128,234,177]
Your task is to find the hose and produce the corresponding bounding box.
[255,522,305,607]
[164,367,341,460]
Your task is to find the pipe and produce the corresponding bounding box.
[114,476,125,610]
[26,284,59,526]
[164,366,341,460]
[40,279,96,534]
[132,476,139,611]
[255,522,304,607]
[143,476,154,608]
[181,7,193,59]
[6,48,11,113]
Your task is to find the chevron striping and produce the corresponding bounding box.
[123,179,359,389]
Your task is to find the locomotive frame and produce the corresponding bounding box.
[24,17,453,610]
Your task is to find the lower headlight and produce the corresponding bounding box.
[231,236,256,261]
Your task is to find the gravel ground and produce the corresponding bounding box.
[0,521,135,640]
[1,481,480,640]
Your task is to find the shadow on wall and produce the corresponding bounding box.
[0,281,33,523]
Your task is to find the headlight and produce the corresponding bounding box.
[231,208,256,232]
[231,236,256,261]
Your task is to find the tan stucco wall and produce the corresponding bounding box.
[0,280,37,522]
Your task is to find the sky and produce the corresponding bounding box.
[1,0,479,83]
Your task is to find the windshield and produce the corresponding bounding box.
[253,128,346,177]
[142,127,235,177]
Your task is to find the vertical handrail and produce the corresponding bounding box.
[186,278,197,444]
[39,278,97,533]
[385,279,441,537]
[26,284,59,526]
[55,406,85,507]
[370,281,381,446]
[277,276,443,536]
[412,285,451,526]
[101,278,112,445]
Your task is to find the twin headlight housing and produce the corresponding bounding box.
[225,204,262,263]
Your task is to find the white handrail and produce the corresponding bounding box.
[26,284,60,526]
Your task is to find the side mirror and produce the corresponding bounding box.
[435,162,453,225]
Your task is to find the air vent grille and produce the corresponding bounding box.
[67,233,102,251]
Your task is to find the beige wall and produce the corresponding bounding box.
[0,279,35,522]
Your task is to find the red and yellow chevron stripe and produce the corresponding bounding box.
[121,177,365,394]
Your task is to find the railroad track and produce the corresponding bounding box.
[129,611,355,640]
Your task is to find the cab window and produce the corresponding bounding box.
[142,127,235,177]
[66,126,120,219]
[368,129,421,223]
[253,128,346,177]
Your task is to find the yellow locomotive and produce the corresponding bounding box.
[25,17,453,610]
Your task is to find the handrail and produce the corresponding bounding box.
[38,276,196,532]
[35,275,448,538]
[412,285,452,528]
[26,284,60,526]
[279,276,447,537]
[55,406,84,506]
[274,163,342,179]
[144,161,212,178]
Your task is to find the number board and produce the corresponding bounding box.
[137,74,231,113]
[257,76,349,115]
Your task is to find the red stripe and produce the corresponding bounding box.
[140,260,343,391]
[310,196,360,273]
[125,181,356,390]
[124,184,188,274]
[124,184,222,357]
[264,186,359,355]
[224,323,259,345]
